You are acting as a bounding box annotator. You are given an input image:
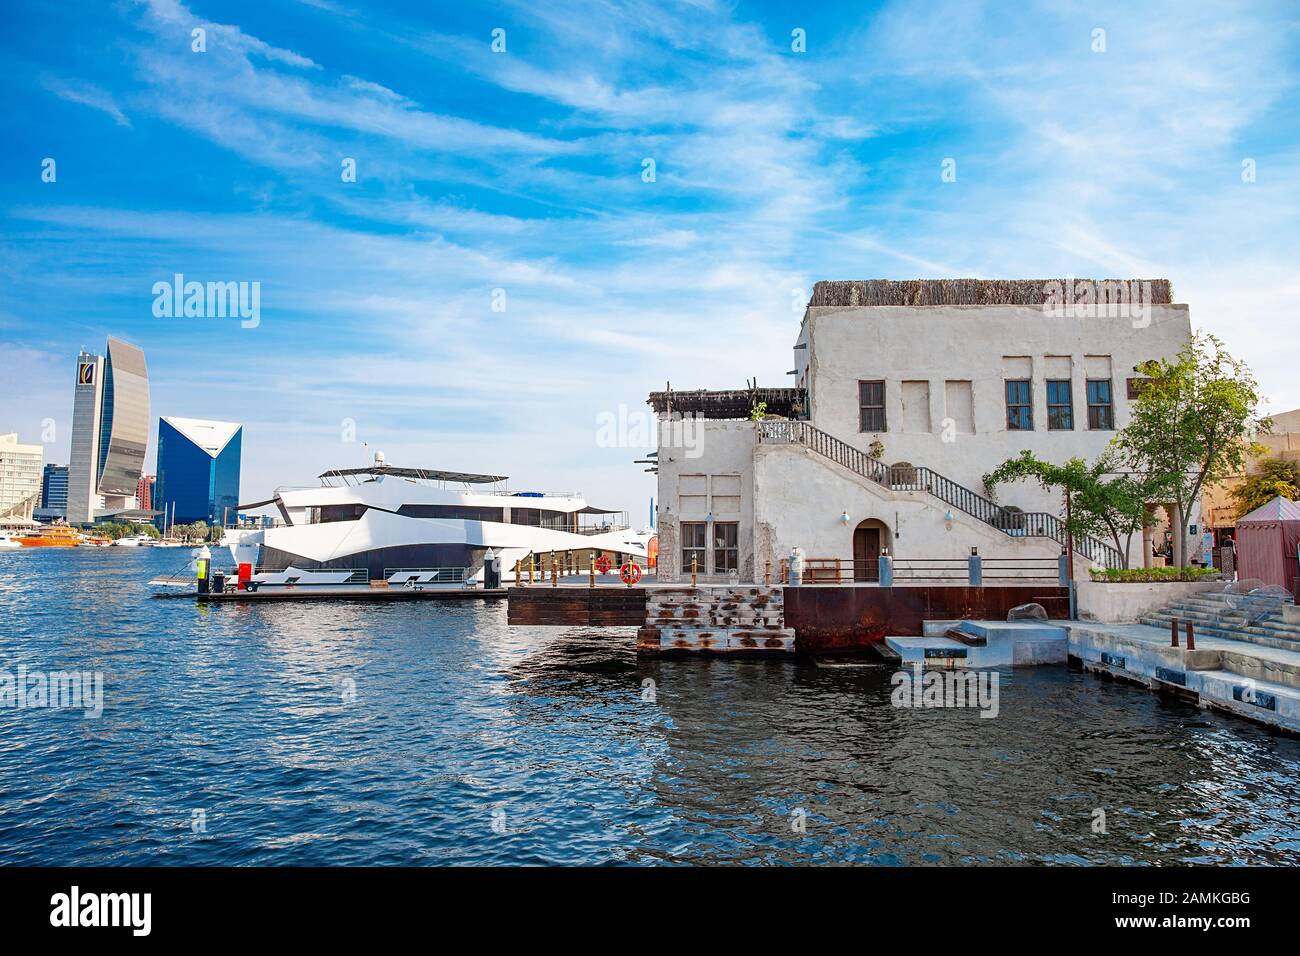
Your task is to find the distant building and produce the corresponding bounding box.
[155,417,242,527]
[67,337,150,524]
[35,463,69,522]
[1202,406,1300,545]
[136,474,155,512]
[0,433,43,521]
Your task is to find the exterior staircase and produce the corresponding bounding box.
[757,420,1124,568]
[1140,589,1300,653]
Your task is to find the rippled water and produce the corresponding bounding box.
[1,548,1298,865]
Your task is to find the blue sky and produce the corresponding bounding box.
[2,0,1299,518]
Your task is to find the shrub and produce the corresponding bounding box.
[1088,566,1220,583]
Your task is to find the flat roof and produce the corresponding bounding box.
[318,466,508,484]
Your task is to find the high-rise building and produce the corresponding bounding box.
[35,463,69,522]
[0,433,43,521]
[136,474,155,512]
[155,417,242,527]
[67,337,150,524]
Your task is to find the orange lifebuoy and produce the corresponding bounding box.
[620,562,642,585]
[595,554,613,574]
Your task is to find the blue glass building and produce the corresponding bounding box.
[40,464,69,513]
[154,417,242,527]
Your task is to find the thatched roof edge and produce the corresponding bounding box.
[809,278,1173,308]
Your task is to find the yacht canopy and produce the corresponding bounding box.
[319,466,508,484]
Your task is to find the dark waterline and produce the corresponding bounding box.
[1,548,1298,866]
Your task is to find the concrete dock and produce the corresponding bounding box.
[1066,589,1300,735]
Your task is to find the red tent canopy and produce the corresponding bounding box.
[1235,496,1300,595]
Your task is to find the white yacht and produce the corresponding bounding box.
[113,533,156,547]
[222,455,655,588]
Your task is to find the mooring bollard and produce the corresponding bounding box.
[1171,616,1180,647]
[691,555,698,588]
[1186,621,1195,650]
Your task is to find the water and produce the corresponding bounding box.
[2,547,1299,866]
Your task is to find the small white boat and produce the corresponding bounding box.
[0,532,22,550]
[113,533,156,547]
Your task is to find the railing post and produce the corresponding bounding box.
[779,559,788,585]
[1171,617,1180,647]
[967,547,982,586]
[835,557,842,584]
[691,555,698,588]
[589,555,595,588]
[764,560,771,586]
[879,552,893,587]
[1185,620,1195,650]
[1058,551,1070,587]
[551,557,558,587]
[515,559,523,587]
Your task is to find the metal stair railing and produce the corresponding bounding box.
[756,420,1124,569]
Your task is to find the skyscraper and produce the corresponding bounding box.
[154,417,242,527]
[0,433,43,520]
[67,337,150,524]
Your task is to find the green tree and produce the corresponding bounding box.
[1115,331,1269,566]
[983,450,1161,568]
[1231,457,1300,518]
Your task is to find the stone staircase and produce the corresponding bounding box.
[1140,590,1300,653]
[637,586,795,655]
[756,419,1124,568]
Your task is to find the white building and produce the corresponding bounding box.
[67,337,150,524]
[652,279,1194,583]
[0,433,43,521]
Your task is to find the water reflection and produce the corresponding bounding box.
[0,549,1297,864]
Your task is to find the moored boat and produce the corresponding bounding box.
[223,453,655,587]
[16,526,83,547]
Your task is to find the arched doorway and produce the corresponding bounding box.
[853,518,891,582]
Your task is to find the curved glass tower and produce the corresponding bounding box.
[67,337,149,524]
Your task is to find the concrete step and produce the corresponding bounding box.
[1139,617,1300,653]
[1144,608,1300,635]
[1146,611,1300,635]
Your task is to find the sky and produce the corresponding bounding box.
[2,0,1299,520]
